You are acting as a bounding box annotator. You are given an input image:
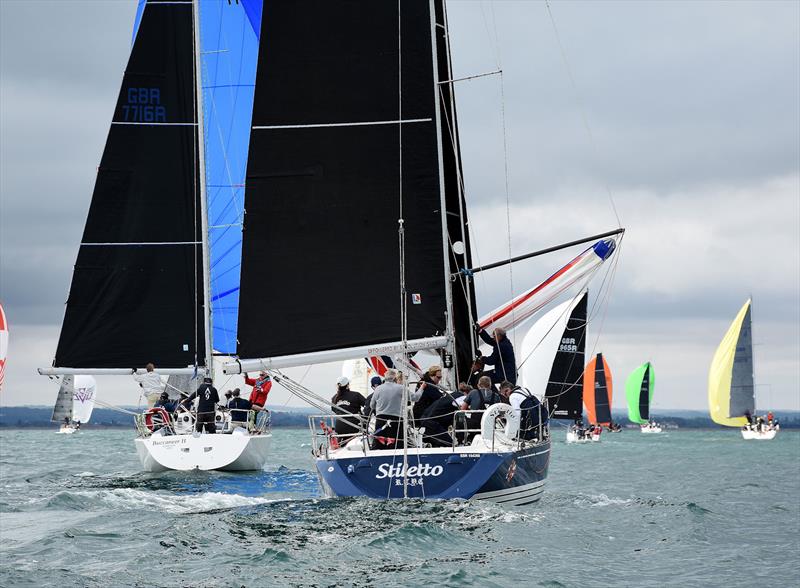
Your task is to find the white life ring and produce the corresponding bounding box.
[480,403,514,446]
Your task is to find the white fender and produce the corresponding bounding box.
[173,408,195,435]
[481,403,515,446]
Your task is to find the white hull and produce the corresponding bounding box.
[566,430,597,444]
[56,426,78,435]
[134,430,271,472]
[741,428,778,440]
[641,426,662,434]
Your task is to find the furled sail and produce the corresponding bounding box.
[53,0,205,369]
[708,299,754,427]
[519,291,587,419]
[626,362,654,424]
[236,3,468,368]
[479,238,616,334]
[584,353,613,425]
[199,0,262,354]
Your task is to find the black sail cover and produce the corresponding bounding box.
[54,0,205,368]
[238,2,470,361]
[545,292,588,419]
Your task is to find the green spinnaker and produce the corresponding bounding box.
[626,362,654,424]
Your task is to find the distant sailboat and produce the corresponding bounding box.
[583,353,613,441]
[52,375,97,434]
[708,299,778,440]
[626,362,661,433]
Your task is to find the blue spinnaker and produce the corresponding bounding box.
[199,0,261,354]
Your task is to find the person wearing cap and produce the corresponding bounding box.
[331,376,365,441]
[244,371,272,411]
[420,390,466,447]
[412,365,445,422]
[154,391,179,413]
[369,369,422,449]
[227,388,251,427]
[362,375,383,419]
[183,377,219,434]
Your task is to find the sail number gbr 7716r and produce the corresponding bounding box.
[121,88,166,123]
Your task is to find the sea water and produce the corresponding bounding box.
[0,427,797,587]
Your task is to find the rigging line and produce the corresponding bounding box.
[438,69,501,85]
[92,398,140,416]
[585,234,625,372]
[499,70,518,356]
[544,0,622,228]
[192,0,201,372]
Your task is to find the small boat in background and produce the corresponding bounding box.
[52,375,96,434]
[583,353,613,442]
[626,361,662,433]
[709,299,778,440]
[0,301,7,394]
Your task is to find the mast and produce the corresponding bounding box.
[429,0,457,387]
[193,0,213,374]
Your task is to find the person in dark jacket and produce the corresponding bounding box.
[412,365,445,422]
[154,391,179,413]
[362,376,383,419]
[184,377,219,434]
[476,325,517,385]
[331,377,365,441]
[420,390,466,447]
[227,388,251,426]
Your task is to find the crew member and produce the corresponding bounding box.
[227,388,251,427]
[132,363,166,408]
[475,325,517,385]
[154,391,179,413]
[420,391,466,447]
[369,369,405,449]
[244,371,272,411]
[412,365,445,422]
[331,376,365,442]
[184,377,219,434]
[505,382,546,441]
[362,376,383,420]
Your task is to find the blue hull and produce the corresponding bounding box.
[315,440,550,502]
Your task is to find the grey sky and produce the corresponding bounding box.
[1,0,798,411]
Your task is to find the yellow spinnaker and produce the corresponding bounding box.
[708,299,751,427]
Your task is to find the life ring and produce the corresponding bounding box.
[480,403,514,445]
[144,408,171,432]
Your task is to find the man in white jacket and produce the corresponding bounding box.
[133,363,165,408]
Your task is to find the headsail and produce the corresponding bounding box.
[71,376,97,424]
[626,362,654,424]
[51,375,75,423]
[519,291,587,419]
[708,299,755,427]
[235,3,469,374]
[53,0,205,369]
[584,353,613,425]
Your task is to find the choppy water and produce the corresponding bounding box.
[0,427,798,587]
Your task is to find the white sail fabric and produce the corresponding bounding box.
[0,302,7,393]
[519,295,585,400]
[51,375,74,422]
[71,375,97,424]
[479,238,615,333]
[341,360,375,395]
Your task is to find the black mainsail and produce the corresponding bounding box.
[53,0,205,370]
[235,2,473,376]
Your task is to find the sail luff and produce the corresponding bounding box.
[428,0,457,382]
[193,0,213,372]
[51,376,74,423]
[708,299,753,427]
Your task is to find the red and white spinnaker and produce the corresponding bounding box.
[479,237,616,333]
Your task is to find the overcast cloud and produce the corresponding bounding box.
[1,0,798,411]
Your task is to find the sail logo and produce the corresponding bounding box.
[375,463,443,480]
[121,88,166,123]
[73,388,94,403]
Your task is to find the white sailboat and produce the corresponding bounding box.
[709,299,778,440]
[52,375,96,434]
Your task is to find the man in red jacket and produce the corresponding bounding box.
[244,371,272,411]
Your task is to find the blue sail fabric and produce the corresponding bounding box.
[199,0,261,354]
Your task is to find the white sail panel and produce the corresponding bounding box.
[51,375,74,423]
[71,375,97,424]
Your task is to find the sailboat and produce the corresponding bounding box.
[39,0,271,470]
[52,375,96,434]
[0,302,7,394]
[626,362,661,433]
[709,299,777,440]
[519,292,590,444]
[583,353,613,441]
